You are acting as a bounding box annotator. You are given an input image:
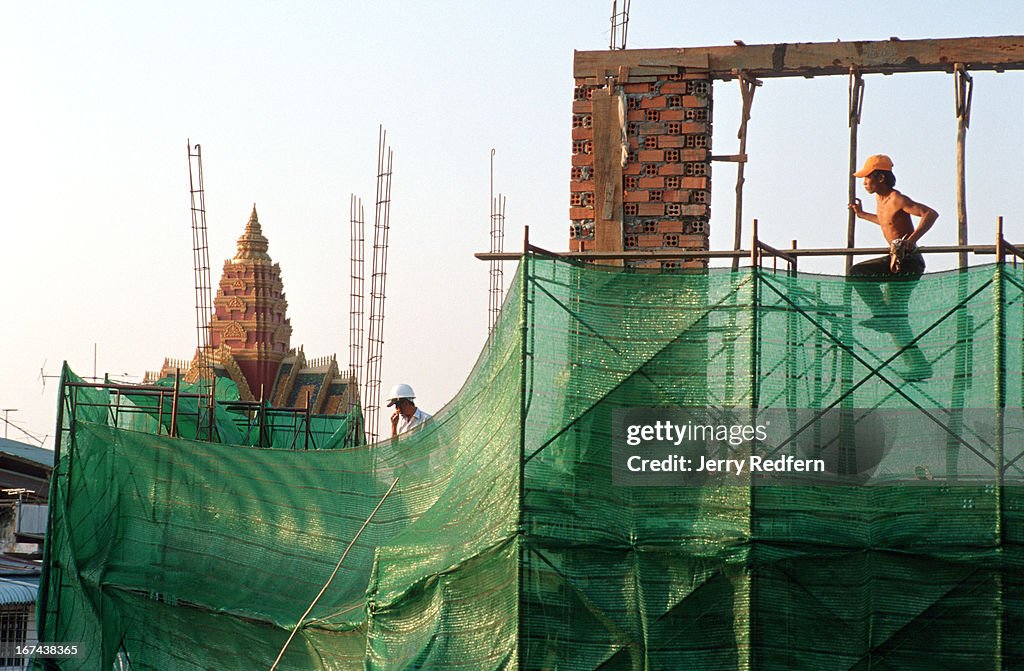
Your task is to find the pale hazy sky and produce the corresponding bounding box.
[3,2,1023,447]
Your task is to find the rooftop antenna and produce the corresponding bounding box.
[488,149,506,337]
[609,0,631,50]
[349,194,366,415]
[363,126,393,443]
[188,140,215,439]
[0,409,17,440]
[38,360,60,394]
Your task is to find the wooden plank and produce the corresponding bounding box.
[575,35,1024,80]
[591,89,624,264]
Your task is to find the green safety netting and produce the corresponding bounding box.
[109,375,363,450]
[38,257,1024,670]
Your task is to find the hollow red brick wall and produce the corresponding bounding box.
[569,72,712,269]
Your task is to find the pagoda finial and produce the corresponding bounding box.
[234,203,271,262]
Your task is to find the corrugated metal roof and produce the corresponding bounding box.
[0,438,54,467]
[0,577,37,606]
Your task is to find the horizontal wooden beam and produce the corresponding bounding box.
[475,244,1011,261]
[575,35,1024,80]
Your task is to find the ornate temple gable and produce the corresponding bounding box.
[214,345,255,402]
[271,349,305,408]
[277,355,357,415]
[155,205,348,415]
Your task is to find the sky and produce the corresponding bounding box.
[2,2,1023,448]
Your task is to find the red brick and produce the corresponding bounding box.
[683,73,711,80]
[638,149,664,162]
[622,190,649,203]
[682,122,707,134]
[638,203,665,216]
[571,128,593,140]
[681,177,708,189]
[682,149,709,161]
[640,96,668,109]
[680,234,708,247]
[638,177,664,189]
[660,82,688,94]
[659,221,684,233]
[681,204,708,216]
[637,234,662,247]
[657,135,688,148]
[572,100,593,114]
[627,137,640,150]
[627,109,645,121]
[658,163,684,175]
[683,95,708,107]
[571,154,594,167]
[570,207,594,220]
[664,189,687,203]
[623,163,642,175]
[661,109,686,121]
[570,180,595,192]
[623,83,653,94]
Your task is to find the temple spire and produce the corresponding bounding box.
[234,203,271,261]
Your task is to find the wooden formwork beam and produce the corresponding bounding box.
[575,35,1024,80]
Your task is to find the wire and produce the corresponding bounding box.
[269,477,399,671]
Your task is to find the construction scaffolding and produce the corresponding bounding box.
[38,231,1024,668]
[33,31,1024,671]
[572,35,1024,267]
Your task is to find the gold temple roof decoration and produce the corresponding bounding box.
[233,204,272,262]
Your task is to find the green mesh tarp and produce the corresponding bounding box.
[38,258,1024,669]
[101,375,362,450]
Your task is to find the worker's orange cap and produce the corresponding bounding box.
[853,154,894,177]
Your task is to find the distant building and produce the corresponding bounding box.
[146,206,358,414]
[0,437,53,669]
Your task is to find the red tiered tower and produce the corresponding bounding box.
[209,205,292,400]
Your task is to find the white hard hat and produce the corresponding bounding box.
[386,383,416,407]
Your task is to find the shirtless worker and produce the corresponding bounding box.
[848,154,939,322]
[848,154,939,379]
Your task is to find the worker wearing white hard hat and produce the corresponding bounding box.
[387,383,431,437]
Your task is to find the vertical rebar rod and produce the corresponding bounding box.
[349,195,366,416]
[846,70,865,274]
[488,149,507,337]
[188,140,215,436]
[609,0,630,50]
[955,65,974,270]
[364,127,394,443]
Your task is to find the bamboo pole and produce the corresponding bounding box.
[955,64,973,269]
[847,69,865,274]
[732,74,760,271]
